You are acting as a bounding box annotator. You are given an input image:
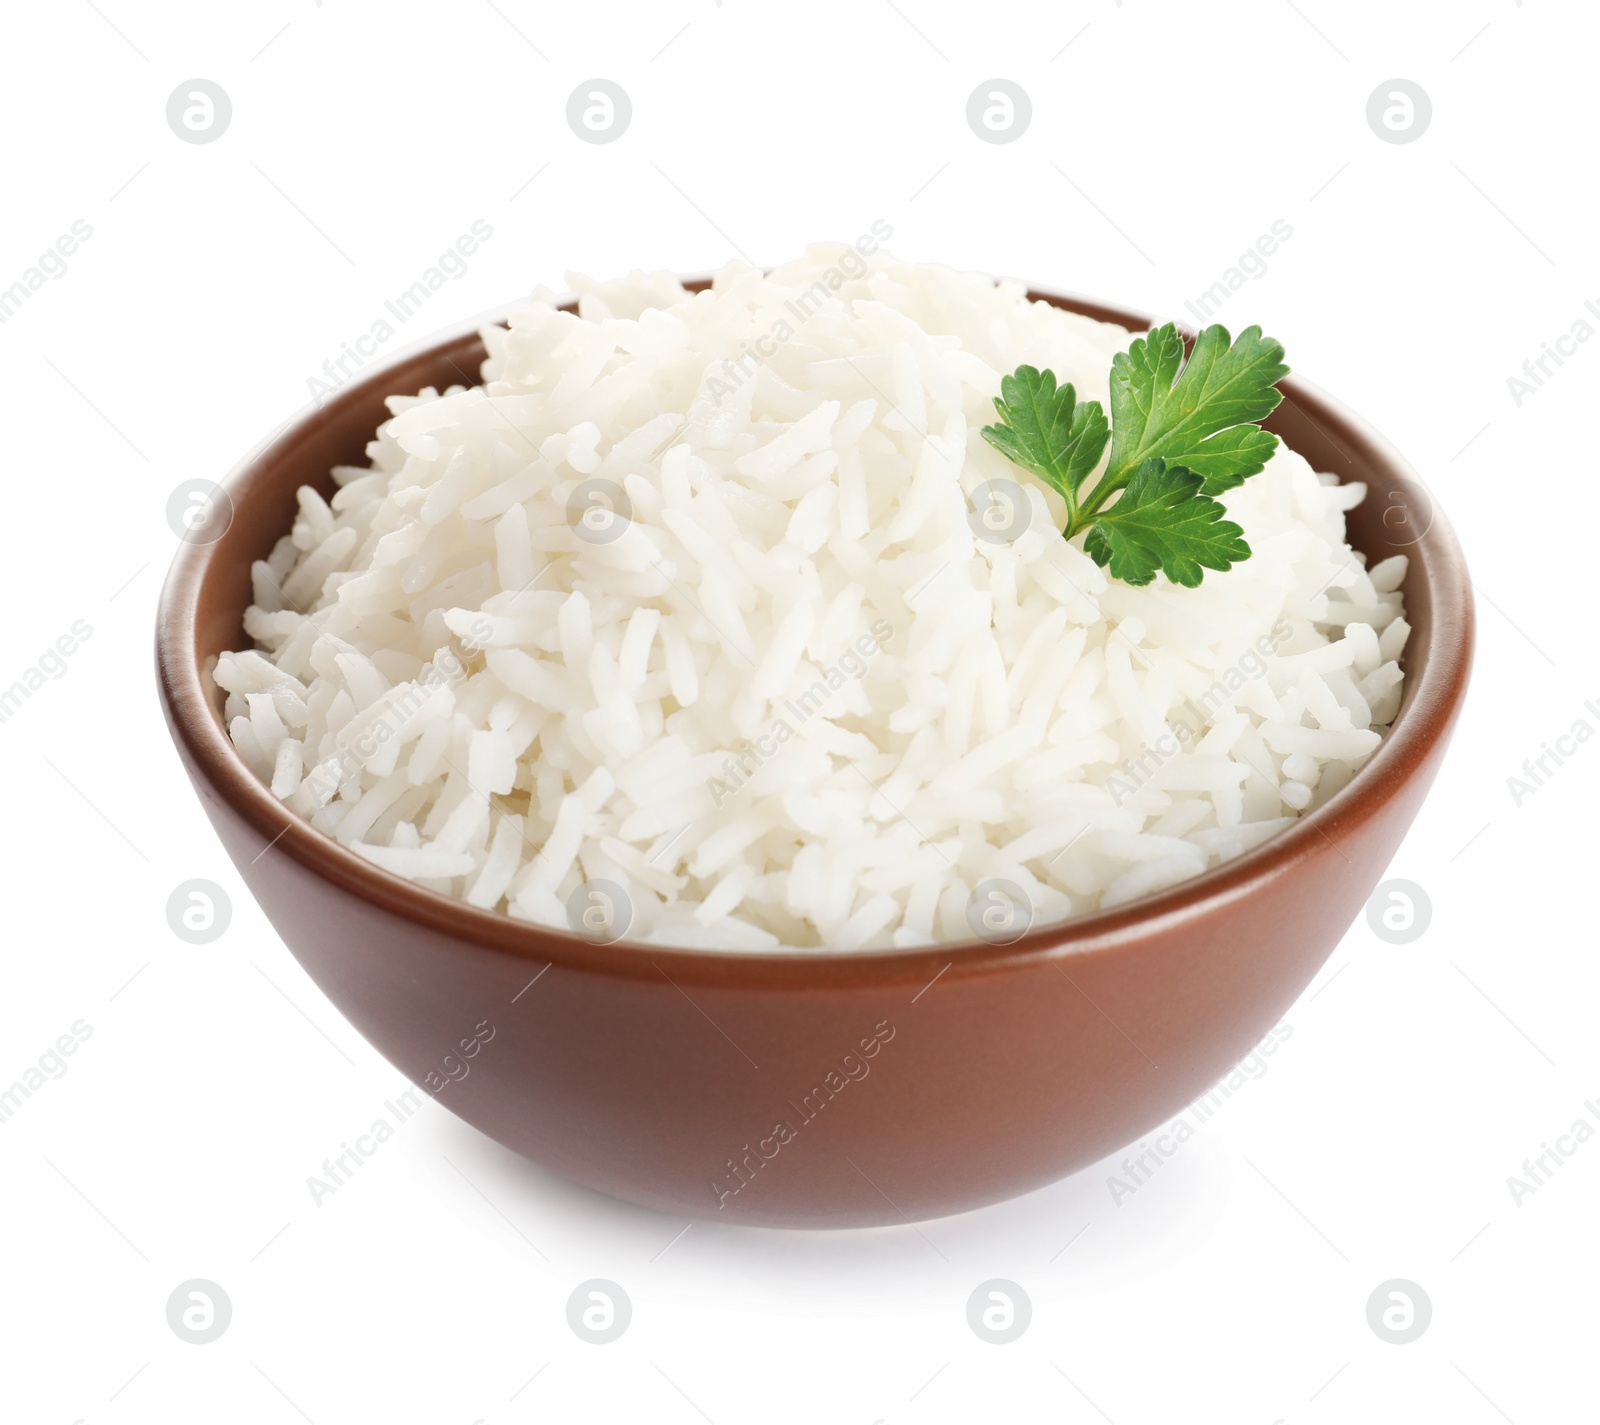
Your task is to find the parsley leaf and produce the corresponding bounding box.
[981,320,1288,587]
[980,366,1109,525]
[1101,322,1288,499]
[1080,459,1251,587]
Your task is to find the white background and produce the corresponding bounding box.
[1,1,1594,1421]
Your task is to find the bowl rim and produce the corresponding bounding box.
[156,282,1474,987]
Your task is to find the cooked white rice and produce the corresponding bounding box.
[215,247,1408,951]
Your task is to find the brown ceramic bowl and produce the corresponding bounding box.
[156,285,1472,1228]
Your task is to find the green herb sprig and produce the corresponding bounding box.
[981,323,1289,586]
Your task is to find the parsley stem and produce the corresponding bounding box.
[1075,468,1129,523]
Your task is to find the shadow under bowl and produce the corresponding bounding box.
[156,287,1473,1228]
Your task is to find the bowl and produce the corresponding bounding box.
[156,285,1473,1228]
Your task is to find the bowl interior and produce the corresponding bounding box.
[164,286,1471,975]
